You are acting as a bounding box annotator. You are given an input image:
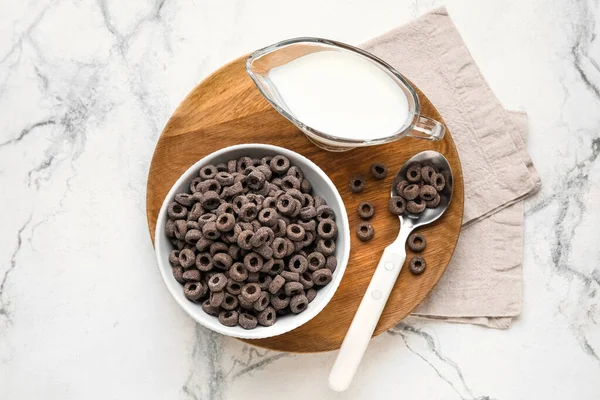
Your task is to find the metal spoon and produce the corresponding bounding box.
[329,150,453,392]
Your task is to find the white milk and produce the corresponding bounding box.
[268,50,410,140]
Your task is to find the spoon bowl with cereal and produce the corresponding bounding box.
[329,150,453,392]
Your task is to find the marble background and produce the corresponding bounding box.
[1,0,599,398]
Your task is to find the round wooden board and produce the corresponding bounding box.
[146,55,464,353]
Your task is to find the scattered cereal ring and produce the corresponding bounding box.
[356,222,374,241]
[407,233,426,252]
[409,256,426,275]
[370,163,387,179]
[349,176,365,193]
[357,202,374,219]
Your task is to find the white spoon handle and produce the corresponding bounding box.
[328,239,407,392]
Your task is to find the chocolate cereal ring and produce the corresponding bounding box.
[239,203,258,222]
[325,255,337,273]
[316,205,335,221]
[388,196,406,215]
[237,157,253,173]
[298,219,316,232]
[271,291,290,310]
[215,202,234,216]
[172,266,185,283]
[370,163,387,179]
[299,271,314,290]
[316,238,336,256]
[286,224,305,241]
[209,290,225,307]
[268,274,286,294]
[276,194,295,216]
[178,248,196,268]
[257,274,273,291]
[199,164,218,180]
[221,293,239,310]
[254,292,271,312]
[229,262,248,282]
[241,283,262,303]
[270,155,290,174]
[402,184,420,201]
[432,173,446,192]
[290,294,309,314]
[271,237,287,259]
[257,306,276,326]
[426,193,441,208]
[284,281,304,297]
[184,281,205,301]
[182,269,201,282]
[195,252,213,271]
[420,166,436,184]
[409,256,426,275]
[212,253,233,270]
[306,288,317,303]
[406,198,426,214]
[317,219,337,239]
[280,271,300,282]
[201,299,220,316]
[406,163,422,182]
[201,190,221,210]
[300,178,312,193]
[312,268,333,286]
[349,176,365,193]
[246,170,266,190]
[357,202,374,219]
[215,172,234,187]
[237,230,254,250]
[218,310,238,327]
[175,192,194,207]
[356,222,374,241]
[168,202,187,219]
[238,313,258,330]
[299,206,317,220]
[255,244,273,260]
[307,252,326,271]
[288,254,308,274]
[243,252,263,273]
[215,213,235,232]
[395,180,409,197]
[407,233,426,252]
[201,221,220,240]
[419,185,437,201]
[225,279,243,295]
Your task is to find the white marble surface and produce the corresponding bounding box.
[1,0,599,398]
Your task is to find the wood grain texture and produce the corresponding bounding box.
[146,55,464,353]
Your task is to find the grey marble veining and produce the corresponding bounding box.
[0,0,599,399]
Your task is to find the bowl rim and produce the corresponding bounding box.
[154,143,350,339]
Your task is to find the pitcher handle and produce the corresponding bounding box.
[407,116,445,141]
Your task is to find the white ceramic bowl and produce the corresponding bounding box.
[154,144,350,339]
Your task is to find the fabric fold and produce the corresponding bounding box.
[360,8,540,327]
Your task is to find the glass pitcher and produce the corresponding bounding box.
[246,37,445,152]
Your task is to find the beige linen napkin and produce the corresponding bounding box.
[362,8,541,328]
